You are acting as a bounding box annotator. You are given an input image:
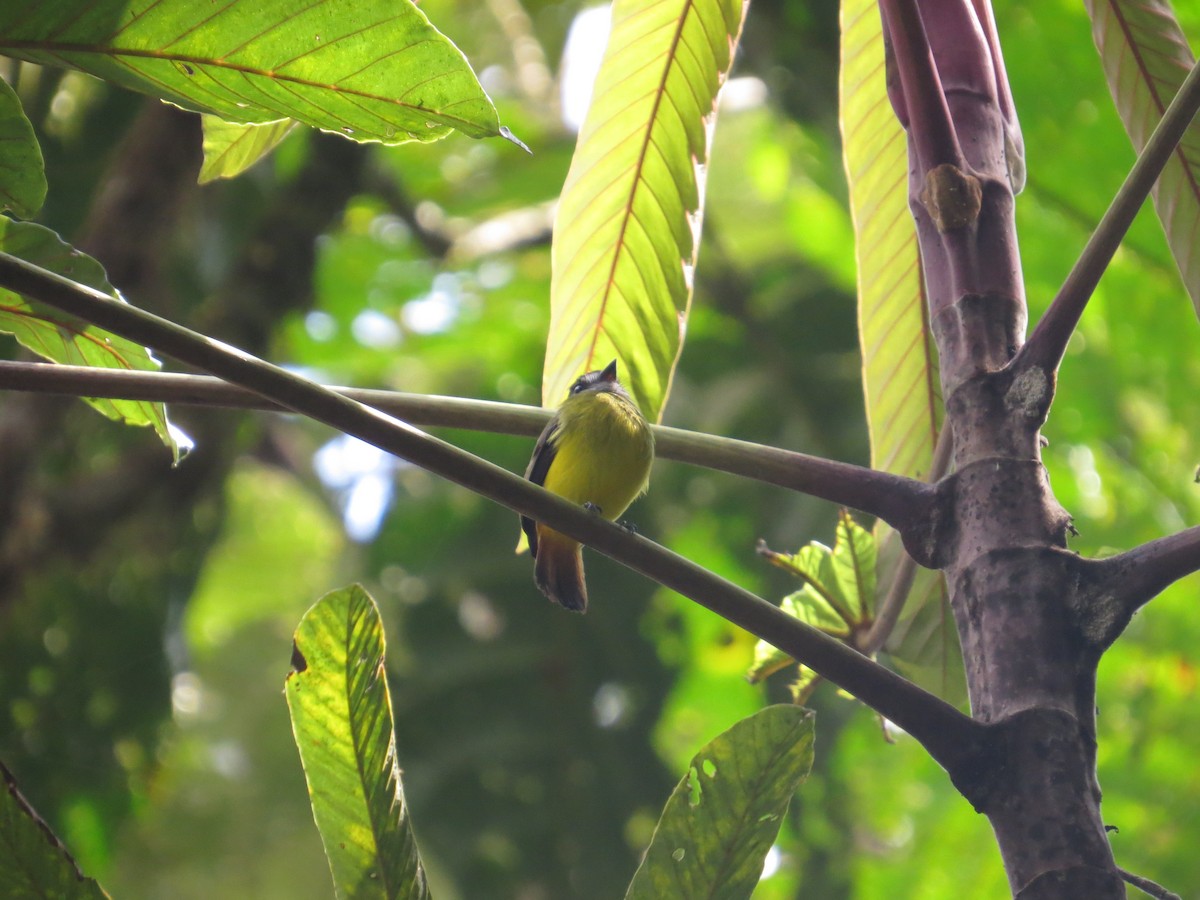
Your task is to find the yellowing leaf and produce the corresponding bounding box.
[546,0,747,421]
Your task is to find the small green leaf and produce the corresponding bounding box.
[1,0,500,145]
[0,762,110,900]
[545,0,747,422]
[830,510,876,622]
[749,539,863,687]
[0,77,46,218]
[199,116,296,184]
[625,705,814,900]
[286,585,429,900]
[0,220,180,457]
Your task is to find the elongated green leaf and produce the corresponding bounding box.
[199,116,296,184]
[840,0,963,703]
[625,705,813,900]
[840,0,941,480]
[286,585,428,900]
[0,0,499,145]
[1084,0,1200,317]
[0,220,179,456]
[546,0,747,422]
[0,77,45,218]
[0,762,110,900]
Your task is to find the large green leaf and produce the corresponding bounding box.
[840,0,963,704]
[286,585,428,900]
[0,0,500,145]
[0,77,46,218]
[199,116,297,184]
[1084,0,1200,317]
[625,705,814,900]
[0,762,110,900]
[545,0,747,422]
[840,0,941,481]
[0,219,179,456]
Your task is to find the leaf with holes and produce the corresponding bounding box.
[0,0,501,145]
[0,762,110,900]
[545,0,747,422]
[0,220,179,457]
[1084,0,1200,317]
[625,705,813,900]
[0,76,45,218]
[287,585,428,900]
[200,115,297,183]
[749,526,877,700]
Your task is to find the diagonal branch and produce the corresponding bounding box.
[1016,57,1200,378]
[0,250,985,775]
[0,361,936,541]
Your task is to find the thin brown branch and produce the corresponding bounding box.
[0,360,936,538]
[1119,867,1182,900]
[860,421,954,654]
[1017,57,1200,377]
[0,250,986,772]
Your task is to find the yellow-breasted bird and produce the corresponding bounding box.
[521,360,654,612]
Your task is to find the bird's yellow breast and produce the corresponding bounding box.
[543,390,654,521]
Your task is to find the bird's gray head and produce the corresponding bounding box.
[567,359,628,398]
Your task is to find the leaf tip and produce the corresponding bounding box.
[500,125,531,154]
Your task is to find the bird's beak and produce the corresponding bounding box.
[600,359,618,382]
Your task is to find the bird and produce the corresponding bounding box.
[520,359,655,612]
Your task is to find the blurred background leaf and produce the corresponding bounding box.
[1084,0,1200,316]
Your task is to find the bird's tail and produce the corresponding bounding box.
[533,526,588,612]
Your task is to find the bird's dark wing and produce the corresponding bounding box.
[521,417,559,557]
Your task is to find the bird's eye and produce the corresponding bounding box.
[570,382,586,394]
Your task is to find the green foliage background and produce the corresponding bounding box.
[0,1,1198,897]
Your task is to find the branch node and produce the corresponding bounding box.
[920,163,982,231]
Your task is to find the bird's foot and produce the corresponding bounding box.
[583,501,604,515]
[618,519,638,534]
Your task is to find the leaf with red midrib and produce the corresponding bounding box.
[1085,0,1200,318]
